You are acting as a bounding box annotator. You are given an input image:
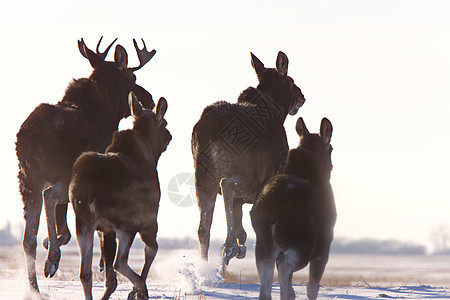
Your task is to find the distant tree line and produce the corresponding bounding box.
[1,223,447,255]
[0,222,19,246]
[330,238,426,255]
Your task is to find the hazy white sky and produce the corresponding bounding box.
[1,0,449,251]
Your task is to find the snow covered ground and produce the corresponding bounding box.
[1,245,450,299]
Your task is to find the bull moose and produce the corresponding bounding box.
[191,51,306,265]
[16,37,156,294]
[251,117,336,300]
[70,92,171,300]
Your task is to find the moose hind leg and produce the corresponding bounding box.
[43,182,68,278]
[55,203,71,245]
[114,230,148,300]
[255,236,276,300]
[196,189,217,261]
[220,175,244,265]
[277,249,308,300]
[307,253,329,300]
[22,190,43,293]
[76,221,95,300]
[233,198,247,259]
[139,226,158,280]
[100,231,117,300]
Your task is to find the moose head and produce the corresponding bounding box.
[250,51,306,116]
[78,37,156,112]
[295,117,334,180]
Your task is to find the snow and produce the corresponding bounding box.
[1,245,449,299]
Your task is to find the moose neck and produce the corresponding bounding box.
[256,83,291,123]
[89,71,131,122]
[284,147,330,185]
[238,87,290,124]
[106,130,159,168]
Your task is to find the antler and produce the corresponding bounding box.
[77,38,89,59]
[130,38,156,72]
[96,36,118,60]
[77,36,117,60]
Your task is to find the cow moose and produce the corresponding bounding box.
[191,52,306,265]
[70,92,171,300]
[250,117,336,300]
[16,37,156,294]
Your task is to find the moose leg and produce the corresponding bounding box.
[276,249,304,300]
[220,176,241,265]
[307,251,330,300]
[233,198,247,259]
[114,230,148,300]
[254,233,276,300]
[76,222,95,300]
[22,190,43,293]
[196,189,217,261]
[43,204,71,250]
[100,231,118,300]
[139,225,158,280]
[55,203,71,245]
[98,231,105,272]
[43,182,68,278]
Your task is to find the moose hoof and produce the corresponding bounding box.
[236,245,247,259]
[222,243,239,265]
[127,287,148,300]
[44,259,59,278]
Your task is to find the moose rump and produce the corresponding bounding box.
[70,93,170,300]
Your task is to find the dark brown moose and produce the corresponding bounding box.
[70,92,171,300]
[251,117,336,300]
[191,52,306,265]
[16,37,156,294]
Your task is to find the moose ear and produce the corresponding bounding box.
[320,118,333,144]
[84,45,103,69]
[276,51,289,76]
[114,45,128,70]
[295,117,309,138]
[251,52,265,78]
[129,92,143,117]
[155,97,168,120]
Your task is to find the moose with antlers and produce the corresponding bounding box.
[191,51,306,265]
[16,37,156,294]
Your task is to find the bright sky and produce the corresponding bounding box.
[1,1,449,251]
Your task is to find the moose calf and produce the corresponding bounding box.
[251,117,336,300]
[69,92,171,300]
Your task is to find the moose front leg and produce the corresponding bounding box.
[43,182,68,278]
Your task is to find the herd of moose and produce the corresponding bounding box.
[15,37,336,300]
